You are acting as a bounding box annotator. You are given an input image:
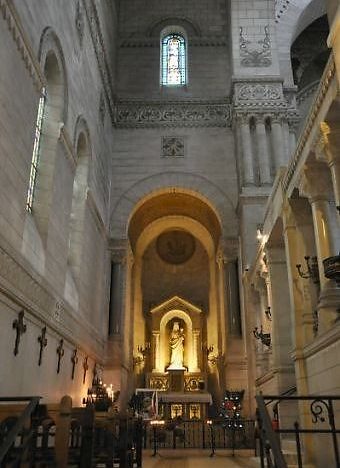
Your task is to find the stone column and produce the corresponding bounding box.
[153,331,160,372]
[318,122,340,212]
[303,164,340,329]
[256,116,272,184]
[109,258,124,335]
[288,121,297,157]
[193,330,200,372]
[271,115,286,168]
[239,115,255,185]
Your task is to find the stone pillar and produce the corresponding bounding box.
[303,163,340,330]
[318,122,340,212]
[266,246,295,384]
[225,260,242,336]
[193,330,200,372]
[256,116,272,184]
[271,116,286,168]
[240,115,255,185]
[153,331,160,372]
[288,121,297,157]
[108,258,124,335]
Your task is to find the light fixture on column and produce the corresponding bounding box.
[256,224,264,241]
[253,326,271,347]
[264,306,272,321]
[296,256,320,285]
[133,342,151,366]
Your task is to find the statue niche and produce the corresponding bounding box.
[167,321,185,370]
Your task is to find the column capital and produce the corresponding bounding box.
[301,163,333,202]
[109,239,134,265]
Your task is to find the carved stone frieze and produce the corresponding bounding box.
[149,376,169,391]
[234,83,284,106]
[239,25,272,67]
[116,100,232,128]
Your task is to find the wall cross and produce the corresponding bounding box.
[12,310,27,356]
[56,339,64,374]
[71,348,78,380]
[37,326,48,366]
[83,356,89,384]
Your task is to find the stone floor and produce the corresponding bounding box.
[143,449,260,467]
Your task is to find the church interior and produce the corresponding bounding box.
[0,0,339,466]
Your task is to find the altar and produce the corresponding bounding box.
[141,297,213,420]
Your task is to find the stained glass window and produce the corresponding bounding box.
[26,88,46,212]
[161,34,186,86]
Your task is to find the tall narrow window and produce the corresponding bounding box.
[26,88,46,212]
[161,34,186,86]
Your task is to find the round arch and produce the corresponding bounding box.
[110,173,237,240]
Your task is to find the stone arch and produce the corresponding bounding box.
[147,16,201,37]
[110,173,237,240]
[65,116,92,306]
[276,0,326,84]
[38,27,68,123]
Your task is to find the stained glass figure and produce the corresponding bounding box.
[26,88,46,212]
[161,34,186,86]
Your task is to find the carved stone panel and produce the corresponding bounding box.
[162,137,185,158]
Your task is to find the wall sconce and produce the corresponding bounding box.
[264,306,272,321]
[296,256,320,285]
[133,342,151,366]
[253,326,271,347]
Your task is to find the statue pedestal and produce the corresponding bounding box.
[168,369,184,392]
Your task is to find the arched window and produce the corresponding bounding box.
[161,33,186,86]
[26,87,47,212]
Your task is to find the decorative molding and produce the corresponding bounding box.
[275,0,291,23]
[116,100,232,128]
[161,137,185,158]
[0,237,105,359]
[119,36,227,48]
[0,0,45,91]
[75,0,85,47]
[99,91,106,126]
[239,25,272,67]
[283,54,336,194]
[81,0,116,123]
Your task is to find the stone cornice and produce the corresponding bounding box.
[119,36,228,48]
[116,99,232,128]
[82,0,116,123]
[0,0,45,91]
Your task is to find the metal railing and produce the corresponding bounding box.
[256,394,340,468]
[0,396,41,465]
[143,418,255,453]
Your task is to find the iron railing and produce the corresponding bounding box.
[256,394,340,468]
[143,418,255,453]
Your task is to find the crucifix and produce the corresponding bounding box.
[71,348,78,380]
[83,356,89,384]
[12,310,27,356]
[56,339,64,374]
[37,326,48,366]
